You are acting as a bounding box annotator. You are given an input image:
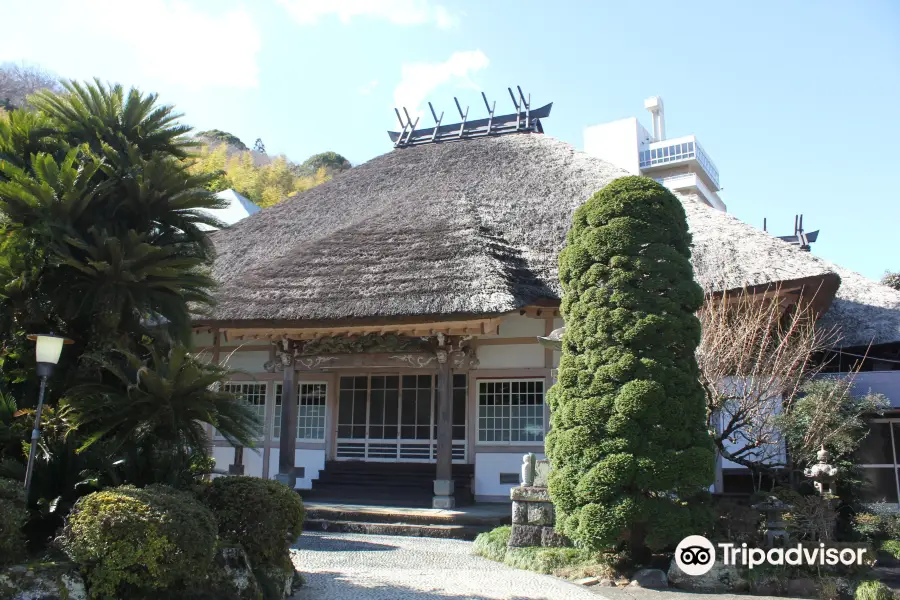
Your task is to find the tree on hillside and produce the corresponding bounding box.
[546,176,714,560]
[195,129,248,151]
[186,145,332,208]
[297,151,351,177]
[881,272,900,291]
[253,138,265,153]
[0,63,62,110]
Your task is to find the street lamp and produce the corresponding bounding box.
[24,333,73,499]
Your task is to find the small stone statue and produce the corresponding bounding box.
[521,453,536,487]
[804,446,838,497]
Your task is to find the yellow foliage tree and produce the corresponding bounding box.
[186,146,333,208]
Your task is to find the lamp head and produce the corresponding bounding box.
[27,333,74,377]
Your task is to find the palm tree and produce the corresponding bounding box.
[69,344,259,459]
[0,81,227,348]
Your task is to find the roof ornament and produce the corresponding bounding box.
[389,86,552,148]
[764,214,820,252]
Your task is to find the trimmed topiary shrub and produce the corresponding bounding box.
[0,477,27,566]
[546,176,715,559]
[200,476,305,569]
[59,484,217,598]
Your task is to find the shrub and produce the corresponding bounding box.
[200,476,305,569]
[880,540,900,560]
[59,485,217,598]
[786,495,839,541]
[854,580,894,600]
[854,504,900,541]
[0,477,27,565]
[711,497,761,543]
[546,176,714,557]
[472,525,614,579]
[473,526,511,562]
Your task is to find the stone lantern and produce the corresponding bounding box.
[804,446,838,497]
[752,496,792,547]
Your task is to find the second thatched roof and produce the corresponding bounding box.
[204,133,899,348]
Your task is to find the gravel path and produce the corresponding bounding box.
[290,531,602,600]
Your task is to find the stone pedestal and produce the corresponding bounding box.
[228,464,245,475]
[508,458,569,548]
[433,479,455,509]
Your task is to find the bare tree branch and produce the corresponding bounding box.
[0,62,63,110]
[697,286,837,471]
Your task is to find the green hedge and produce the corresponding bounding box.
[0,478,27,566]
[200,476,305,569]
[473,526,605,577]
[60,485,217,598]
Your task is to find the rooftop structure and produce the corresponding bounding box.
[583,96,725,211]
[388,86,551,148]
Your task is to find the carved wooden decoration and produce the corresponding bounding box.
[263,334,478,372]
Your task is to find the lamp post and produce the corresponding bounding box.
[24,333,73,499]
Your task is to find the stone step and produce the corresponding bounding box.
[304,503,510,527]
[303,519,493,541]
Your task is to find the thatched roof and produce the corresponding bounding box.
[819,266,900,348]
[204,133,898,347]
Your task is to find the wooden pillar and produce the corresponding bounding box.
[216,329,243,476]
[277,359,298,488]
[433,344,455,508]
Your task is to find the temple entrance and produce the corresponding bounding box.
[335,374,467,463]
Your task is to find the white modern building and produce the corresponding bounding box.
[197,189,260,231]
[584,96,726,212]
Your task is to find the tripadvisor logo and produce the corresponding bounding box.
[675,536,867,576]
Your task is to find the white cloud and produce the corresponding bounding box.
[393,50,489,120]
[0,0,261,90]
[358,80,379,95]
[277,0,458,29]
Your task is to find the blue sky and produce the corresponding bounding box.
[2,0,899,280]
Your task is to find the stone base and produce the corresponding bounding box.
[433,479,455,496]
[508,524,569,548]
[228,463,245,475]
[432,479,455,508]
[432,495,456,509]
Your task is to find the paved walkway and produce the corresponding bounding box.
[290,531,601,600]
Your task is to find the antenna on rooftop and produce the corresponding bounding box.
[389,85,552,148]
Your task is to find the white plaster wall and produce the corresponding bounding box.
[211,446,263,478]
[475,451,546,500]
[212,446,234,475]
[219,351,268,373]
[268,448,326,489]
[477,344,545,369]
[243,448,264,478]
[552,318,564,330]
[583,117,641,175]
[496,314,546,338]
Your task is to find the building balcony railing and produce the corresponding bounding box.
[638,135,720,189]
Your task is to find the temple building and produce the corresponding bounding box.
[193,96,900,508]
